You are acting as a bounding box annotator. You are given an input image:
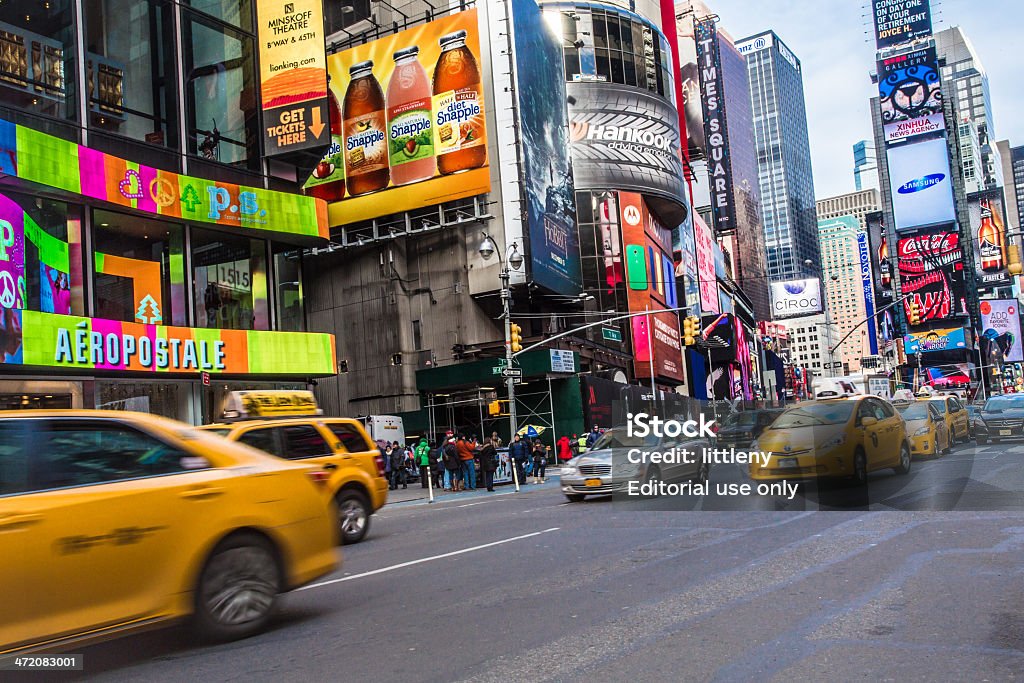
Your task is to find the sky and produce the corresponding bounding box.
[707,0,1024,199]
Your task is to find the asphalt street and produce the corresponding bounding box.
[46,439,1024,681]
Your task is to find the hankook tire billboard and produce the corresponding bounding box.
[567,82,686,210]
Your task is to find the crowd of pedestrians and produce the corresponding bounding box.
[378,425,605,494]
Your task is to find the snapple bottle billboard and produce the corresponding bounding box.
[317,10,491,224]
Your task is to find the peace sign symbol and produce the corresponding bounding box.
[150,178,176,208]
[0,271,16,308]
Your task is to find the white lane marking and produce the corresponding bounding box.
[297,527,561,591]
[455,501,488,508]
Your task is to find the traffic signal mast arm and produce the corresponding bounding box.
[511,306,693,358]
[829,292,913,356]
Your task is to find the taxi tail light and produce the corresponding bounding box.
[307,469,330,488]
[373,455,386,477]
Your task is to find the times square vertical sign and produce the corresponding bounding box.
[694,17,736,236]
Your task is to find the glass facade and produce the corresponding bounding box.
[541,2,675,104]
[191,226,268,331]
[744,33,821,285]
[0,0,78,122]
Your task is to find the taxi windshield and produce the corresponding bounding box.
[897,403,930,420]
[771,402,855,428]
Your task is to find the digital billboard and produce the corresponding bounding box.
[897,228,968,325]
[510,0,581,296]
[872,0,933,49]
[856,231,879,355]
[1,119,328,240]
[1,310,336,375]
[619,192,684,383]
[693,213,719,314]
[968,191,1011,291]
[904,327,967,355]
[694,16,736,235]
[865,211,895,339]
[887,138,956,231]
[770,279,823,320]
[567,82,686,214]
[677,16,705,159]
[256,0,329,156]
[877,47,941,125]
[979,299,1023,364]
[322,10,491,225]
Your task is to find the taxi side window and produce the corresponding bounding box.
[875,400,895,419]
[856,401,875,425]
[0,421,30,495]
[932,401,947,414]
[28,420,189,491]
[326,423,373,453]
[238,428,282,457]
[929,405,942,421]
[949,398,962,412]
[281,425,333,459]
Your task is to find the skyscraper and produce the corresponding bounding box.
[853,140,880,192]
[739,30,821,288]
[997,140,1024,232]
[934,26,1003,190]
[816,189,882,372]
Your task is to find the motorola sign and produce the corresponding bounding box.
[770,278,823,319]
[566,82,686,213]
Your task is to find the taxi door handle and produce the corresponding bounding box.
[0,513,43,529]
[179,486,225,500]
[323,463,338,471]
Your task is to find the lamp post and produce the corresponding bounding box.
[478,232,523,478]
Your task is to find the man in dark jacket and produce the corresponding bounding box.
[508,434,529,486]
[586,425,602,448]
[478,440,498,492]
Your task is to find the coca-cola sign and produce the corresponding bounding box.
[897,228,968,325]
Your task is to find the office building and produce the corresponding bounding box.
[739,30,821,287]
[935,26,1003,190]
[816,189,881,373]
[778,313,840,378]
[853,140,880,192]
[997,140,1024,232]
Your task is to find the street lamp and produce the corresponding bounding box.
[479,232,523,480]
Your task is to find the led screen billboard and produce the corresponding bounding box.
[897,228,968,325]
[321,10,491,225]
[770,279,823,320]
[887,137,956,231]
[510,0,581,296]
[980,299,1023,364]
[969,191,1011,291]
[872,0,933,49]
[694,17,736,235]
[877,47,941,126]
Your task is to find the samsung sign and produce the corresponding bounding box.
[887,137,956,231]
[771,279,823,320]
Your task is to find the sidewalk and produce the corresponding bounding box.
[384,475,562,506]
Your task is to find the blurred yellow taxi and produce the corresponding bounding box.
[927,396,970,444]
[198,391,388,545]
[0,410,339,655]
[895,401,949,456]
[750,396,912,484]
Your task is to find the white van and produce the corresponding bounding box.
[361,415,405,445]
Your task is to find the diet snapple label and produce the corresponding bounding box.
[388,99,433,167]
[344,113,387,175]
[433,86,484,154]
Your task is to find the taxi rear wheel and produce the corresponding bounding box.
[894,444,912,475]
[337,490,370,545]
[194,533,281,642]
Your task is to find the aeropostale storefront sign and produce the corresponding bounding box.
[12,311,336,376]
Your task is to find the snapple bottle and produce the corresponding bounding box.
[304,76,345,201]
[343,60,389,196]
[387,46,435,185]
[432,30,486,175]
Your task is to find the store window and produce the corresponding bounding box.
[273,246,304,332]
[84,0,178,148]
[92,210,187,326]
[191,226,268,330]
[183,13,258,167]
[0,0,77,121]
[96,380,190,420]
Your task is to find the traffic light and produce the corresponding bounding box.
[510,323,523,353]
[683,316,699,346]
[907,299,921,326]
[1008,245,1022,276]
[488,400,501,416]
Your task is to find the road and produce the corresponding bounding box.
[61,439,1024,681]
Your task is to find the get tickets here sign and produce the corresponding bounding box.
[15,311,336,376]
[0,118,328,241]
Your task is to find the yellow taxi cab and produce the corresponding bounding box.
[750,395,912,485]
[0,410,339,655]
[894,400,950,457]
[199,391,388,545]
[926,395,970,444]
